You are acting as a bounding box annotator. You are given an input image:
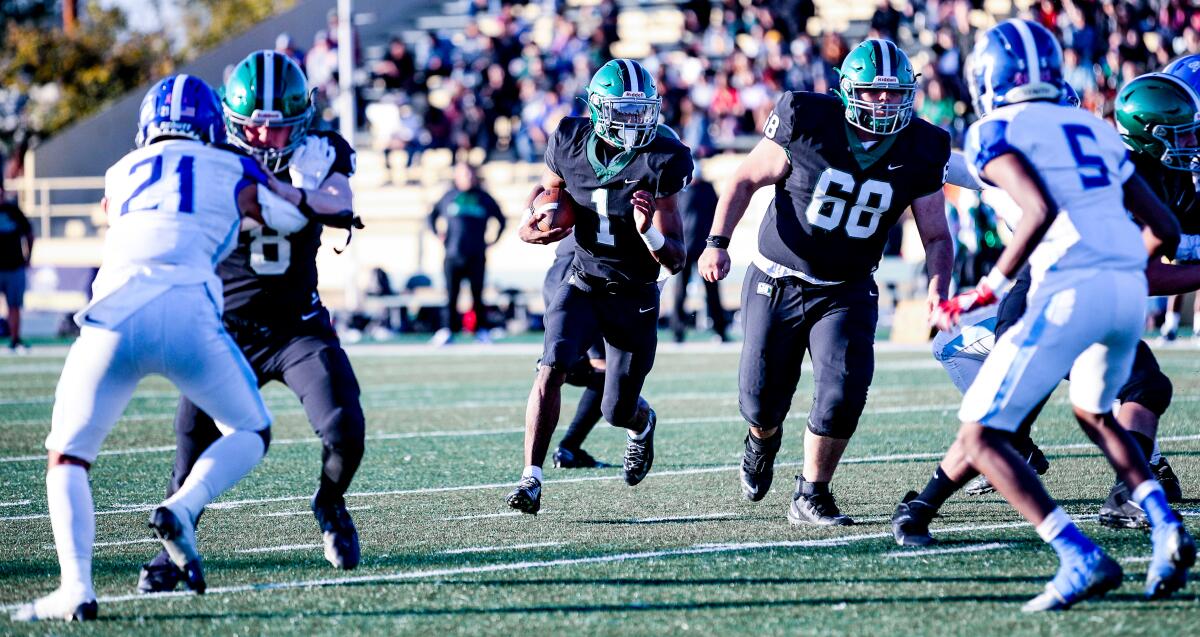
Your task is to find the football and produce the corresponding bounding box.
[533,187,576,232]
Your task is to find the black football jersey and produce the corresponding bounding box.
[1132,151,1200,234]
[545,117,693,284]
[221,129,356,322]
[759,92,950,282]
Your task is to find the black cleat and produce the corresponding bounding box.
[623,408,656,486]
[1152,457,1184,504]
[312,493,361,570]
[1099,480,1150,531]
[788,478,853,526]
[739,431,781,502]
[506,476,542,514]
[892,491,937,546]
[137,549,182,594]
[553,447,608,469]
[966,446,1050,496]
[148,506,205,594]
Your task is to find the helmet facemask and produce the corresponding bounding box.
[841,77,916,135]
[590,92,660,150]
[1150,116,1200,171]
[224,92,314,173]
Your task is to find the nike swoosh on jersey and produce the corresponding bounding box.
[639,306,655,313]
[888,164,903,170]
[300,310,320,321]
[625,178,639,184]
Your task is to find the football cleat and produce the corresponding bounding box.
[622,408,656,486]
[9,588,98,622]
[739,431,781,502]
[892,491,936,546]
[1146,523,1196,599]
[788,479,853,527]
[966,446,1049,496]
[553,447,608,469]
[137,550,183,594]
[1022,549,1123,612]
[1152,457,1184,504]
[148,506,206,594]
[312,493,361,570]
[506,476,542,514]
[1099,481,1149,531]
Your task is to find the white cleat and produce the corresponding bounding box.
[10,588,98,622]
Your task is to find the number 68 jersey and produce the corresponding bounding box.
[760,92,950,282]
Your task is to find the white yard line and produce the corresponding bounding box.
[257,506,372,518]
[0,520,1032,612]
[0,499,30,507]
[237,543,324,554]
[441,541,566,555]
[443,511,532,521]
[41,537,160,550]
[1120,556,1153,563]
[885,542,1011,558]
[6,434,1200,523]
[632,513,737,523]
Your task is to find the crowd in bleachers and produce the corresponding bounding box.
[346,0,1200,169]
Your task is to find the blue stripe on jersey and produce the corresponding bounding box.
[213,216,240,265]
[979,306,1050,425]
[969,120,1013,177]
[938,316,998,360]
[239,155,270,185]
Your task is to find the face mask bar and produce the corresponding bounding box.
[1152,118,1200,172]
[225,107,313,172]
[843,82,916,135]
[597,96,660,149]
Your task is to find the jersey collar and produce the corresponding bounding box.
[586,134,638,184]
[844,122,898,170]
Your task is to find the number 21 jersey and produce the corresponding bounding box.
[759,92,950,282]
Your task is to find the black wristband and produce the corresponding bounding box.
[706,235,730,249]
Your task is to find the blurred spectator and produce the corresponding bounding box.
[671,166,727,343]
[870,0,903,41]
[428,163,506,345]
[275,33,306,72]
[0,176,32,354]
[373,37,417,93]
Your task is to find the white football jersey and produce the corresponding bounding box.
[81,140,266,327]
[964,101,1146,280]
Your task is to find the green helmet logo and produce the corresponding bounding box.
[1115,73,1200,172]
[587,59,660,150]
[221,50,314,172]
[834,39,917,135]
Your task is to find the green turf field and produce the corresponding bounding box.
[2,343,1199,635]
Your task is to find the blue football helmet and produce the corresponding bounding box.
[1165,54,1200,95]
[135,74,226,148]
[967,19,1065,116]
[1061,82,1080,108]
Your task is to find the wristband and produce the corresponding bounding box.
[981,268,1011,294]
[641,226,666,251]
[296,188,313,217]
[706,235,730,249]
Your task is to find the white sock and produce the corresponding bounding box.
[1035,507,1073,542]
[46,464,95,600]
[522,465,542,482]
[1163,311,1181,335]
[1150,440,1162,464]
[163,430,265,521]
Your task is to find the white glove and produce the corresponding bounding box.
[288,135,336,189]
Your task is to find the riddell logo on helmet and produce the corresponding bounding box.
[874,76,900,84]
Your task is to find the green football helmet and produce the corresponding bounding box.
[1115,72,1200,172]
[221,50,314,172]
[834,39,917,135]
[587,59,660,150]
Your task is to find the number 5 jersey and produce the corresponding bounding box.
[759,91,950,283]
[220,130,356,325]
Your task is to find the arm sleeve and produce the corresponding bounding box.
[485,193,506,237]
[428,194,444,234]
[763,91,797,148]
[945,150,983,190]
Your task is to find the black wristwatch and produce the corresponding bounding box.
[706,235,730,249]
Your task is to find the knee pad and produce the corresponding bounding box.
[601,393,641,429]
[806,385,867,439]
[1119,370,1173,417]
[317,405,366,451]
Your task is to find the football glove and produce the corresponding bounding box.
[930,271,1009,332]
[289,135,337,189]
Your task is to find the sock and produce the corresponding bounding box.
[1132,480,1179,529]
[1129,431,1155,463]
[1037,507,1098,561]
[559,381,603,451]
[522,465,543,482]
[800,478,830,497]
[163,430,265,522]
[747,427,782,451]
[1163,311,1181,335]
[46,464,95,599]
[628,411,653,440]
[1150,440,1163,465]
[915,465,962,510]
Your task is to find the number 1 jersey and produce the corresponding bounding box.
[219,130,356,324]
[760,92,950,282]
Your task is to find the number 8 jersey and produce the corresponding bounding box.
[760,92,950,282]
[964,101,1146,280]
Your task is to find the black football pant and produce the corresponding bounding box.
[541,270,658,430]
[738,264,878,439]
[670,257,727,340]
[444,253,486,333]
[166,310,366,506]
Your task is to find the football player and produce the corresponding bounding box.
[12,75,311,621]
[916,20,1189,611]
[506,59,692,513]
[138,50,367,593]
[699,39,954,524]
